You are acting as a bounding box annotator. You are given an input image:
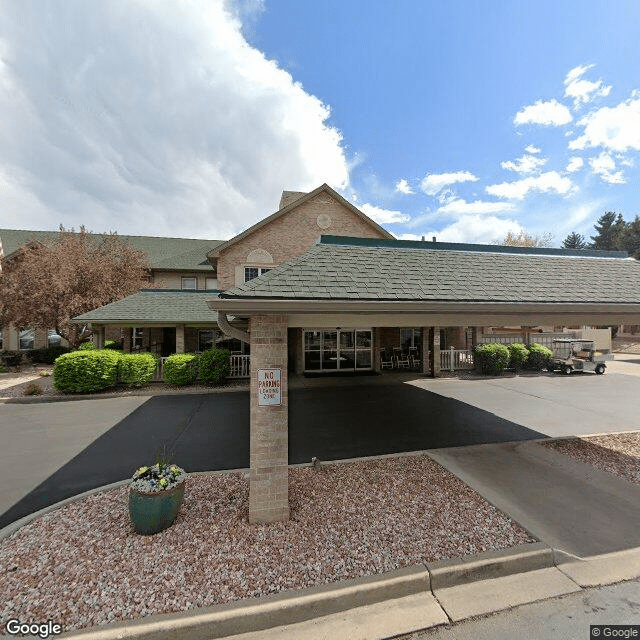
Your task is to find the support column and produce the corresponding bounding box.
[373,327,381,372]
[175,324,185,353]
[249,315,289,524]
[95,326,105,349]
[421,327,429,374]
[123,329,132,353]
[431,326,441,377]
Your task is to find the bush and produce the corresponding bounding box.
[527,343,553,371]
[53,350,121,393]
[0,351,23,367]
[198,348,230,385]
[23,381,43,396]
[119,353,157,388]
[163,354,198,385]
[474,343,510,375]
[104,339,121,349]
[26,346,71,364]
[507,343,529,370]
[78,342,96,350]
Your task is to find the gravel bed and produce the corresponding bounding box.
[542,431,640,485]
[0,456,533,633]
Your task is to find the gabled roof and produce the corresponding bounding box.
[207,184,394,259]
[74,290,220,324]
[0,229,223,272]
[220,235,640,304]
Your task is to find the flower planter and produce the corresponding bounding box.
[128,480,186,535]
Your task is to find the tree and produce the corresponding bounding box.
[0,227,151,348]
[590,212,625,250]
[561,232,587,249]
[617,215,640,259]
[500,230,554,248]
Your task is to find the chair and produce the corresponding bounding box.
[409,347,421,369]
[394,347,410,369]
[380,349,394,370]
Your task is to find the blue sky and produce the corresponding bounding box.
[1,1,639,245]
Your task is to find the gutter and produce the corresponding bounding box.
[217,312,250,344]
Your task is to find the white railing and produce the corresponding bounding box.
[440,347,474,371]
[228,354,250,378]
[479,332,577,349]
[152,354,250,381]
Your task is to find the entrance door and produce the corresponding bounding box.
[162,327,176,357]
[303,329,372,372]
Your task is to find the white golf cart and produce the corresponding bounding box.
[549,339,612,375]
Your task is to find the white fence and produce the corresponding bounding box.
[152,354,251,381]
[440,347,475,371]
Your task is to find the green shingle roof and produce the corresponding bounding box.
[221,238,640,304]
[74,290,220,323]
[0,229,223,272]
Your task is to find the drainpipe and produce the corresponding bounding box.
[218,312,250,344]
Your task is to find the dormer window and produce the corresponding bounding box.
[244,267,271,282]
[181,276,197,290]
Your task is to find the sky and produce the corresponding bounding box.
[1,0,639,245]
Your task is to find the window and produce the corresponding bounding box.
[303,329,372,371]
[198,330,216,352]
[47,330,62,347]
[19,329,35,350]
[133,328,144,349]
[181,276,197,290]
[400,328,422,352]
[244,267,271,282]
[205,277,218,290]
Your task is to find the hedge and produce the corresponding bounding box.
[198,348,230,385]
[163,354,198,385]
[527,343,553,371]
[507,343,529,371]
[26,346,71,364]
[78,342,97,350]
[118,353,157,387]
[53,350,121,393]
[474,343,510,375]
[0,351,23,367]
[104,339,120,349]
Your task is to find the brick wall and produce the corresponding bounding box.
[249,315,289,523]
[217,193,389,290]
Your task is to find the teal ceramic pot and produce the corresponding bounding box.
[128,480,186,535]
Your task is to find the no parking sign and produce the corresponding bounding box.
[257,368,282,406]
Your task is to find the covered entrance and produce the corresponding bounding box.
[303,329,372,372]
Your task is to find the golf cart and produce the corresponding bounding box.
[549,339,612,375]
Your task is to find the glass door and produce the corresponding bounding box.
[303,329,372,371]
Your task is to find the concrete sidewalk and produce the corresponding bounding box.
[427,440,640,556]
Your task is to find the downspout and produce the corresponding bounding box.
[218,312,250,344]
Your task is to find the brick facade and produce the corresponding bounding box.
[249,315,289,523]
[216,193,390,290]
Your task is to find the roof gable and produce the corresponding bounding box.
[207,184,394,259]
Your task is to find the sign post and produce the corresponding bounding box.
[257,368,282,406]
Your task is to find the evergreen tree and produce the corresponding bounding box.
[617,215,640,259]
[561,232,587,249]
[590,212,626,250]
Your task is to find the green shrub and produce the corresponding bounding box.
[507,343,529,370]
[0,365,6,373]
[119,353,157,387]
[26,346,71,364]
[23,381,43,396]
[78,341,96,350]
[104,339,121,349]
[198,348,230,385]
[474,343,510,375]
[163,354,198,385]
[0,351,23,367]
[53,350,121,393]
[527,343,553,371]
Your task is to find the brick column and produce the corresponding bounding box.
[249,315,289,523]
[95,326,105,349]
[123,329,132,353]
[373,327,381,372]
[176,324,185,353]
[421,327,429,374]
[431,326,441,377]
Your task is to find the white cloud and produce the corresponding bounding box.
[420,171,478,196]
[396,233,425,241]
[525,145,541,154]
[358,203,410,224]
[565,157,584,173]
[0,1,349,238]
[564,64,612,109]
[424,215,524,244]
[395,178,414,195]
[588,152,626,184]
[501,154,547,174]
[514,99,573,126]
[569,93,640,152]
[486,171,575,200]
[436,198,515,215]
